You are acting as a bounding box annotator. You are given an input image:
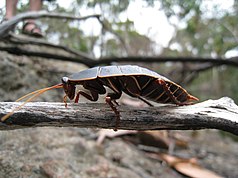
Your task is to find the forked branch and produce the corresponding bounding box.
[0,97,237,135]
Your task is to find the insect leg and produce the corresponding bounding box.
[137,96,154,106]
[157,79,183,105]
[75,80,106,103]
[119,76,153,106]
[64,95,68,107]
[74,90,99,103]
[105,92,122,131]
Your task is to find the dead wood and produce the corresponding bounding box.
[8,33,95,61]
[98,56,238,68]
[0,11,238,68]
[0,97,237,135]
[0,40,94,66]
[1,38,238,68]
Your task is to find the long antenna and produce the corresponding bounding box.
[1,83,63,122]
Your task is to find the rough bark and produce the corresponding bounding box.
[0,97,237,135]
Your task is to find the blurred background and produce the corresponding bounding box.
[0,0,237,177]
[1,0,238,101]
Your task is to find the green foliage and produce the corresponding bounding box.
[165,1,237,56]
[160,0,238,104]
[161,0,202,19]
[221,67,238,103]
[77,0,130,14]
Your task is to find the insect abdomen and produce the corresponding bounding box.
[141,80,188,103]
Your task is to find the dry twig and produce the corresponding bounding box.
[0,97,237,135]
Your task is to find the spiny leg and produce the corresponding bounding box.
[74,80,105,103]
[157,79,184,105]
[137,96,154,106]
[119,76,153,106]
[64,95,68,107]
[105,92,122,131]
[74,90,99,102]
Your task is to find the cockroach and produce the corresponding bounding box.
[1,65,199,130]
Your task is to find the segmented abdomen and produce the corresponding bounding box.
[117,75,189,104]
[141,79,188,103]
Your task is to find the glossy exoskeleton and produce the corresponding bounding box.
[1,65,199,131]
[61,65,199,130]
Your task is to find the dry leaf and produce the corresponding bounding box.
[138,131,170,149]
[97,129,138,145]
[138,131,189,149]
[160,153,222,178]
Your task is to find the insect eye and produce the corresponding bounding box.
[62,77,69,84]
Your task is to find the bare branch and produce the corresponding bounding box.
[8,33,95,62]
[1,11,237,70]
[0,45,94,67]
[0,11,100,39]
[0,97,237,135]
[99,18,129,54]
[98,56,238,67]
[1,39,238,68]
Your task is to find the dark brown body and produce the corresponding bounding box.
[0,65,198,128]
[62,65,198,130]
[62,65,197,105]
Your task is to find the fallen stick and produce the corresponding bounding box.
[0,97,237,135]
